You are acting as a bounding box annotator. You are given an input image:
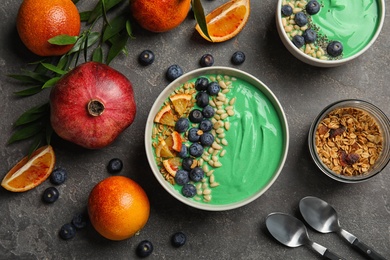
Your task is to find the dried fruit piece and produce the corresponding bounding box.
[170,94,192,116]
[155,140,176,158]
[329,126,346,139]
[154,104,176,126]
[163,157,181,176]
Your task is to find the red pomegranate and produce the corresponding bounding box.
[50,62,136,149]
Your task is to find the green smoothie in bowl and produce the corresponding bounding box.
[277,0,384,66]
[145,67,289,211]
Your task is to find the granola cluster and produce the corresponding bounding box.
[315,107,383,176]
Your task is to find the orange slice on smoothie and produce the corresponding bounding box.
[170,94,192,116]
[1,145,55,192]
[154,105,176,127]
[156,140,176,158]
[162,157,181,176]
[195,0,250,42]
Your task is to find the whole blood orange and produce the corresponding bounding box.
[88,176,150,241]
[130,0,191,32]
[16,0,81,56]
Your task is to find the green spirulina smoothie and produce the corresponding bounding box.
[170,76,285,205]
[313,0,381,58]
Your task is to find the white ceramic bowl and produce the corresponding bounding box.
[145,67,289,211]
[308,99,390,183]
[276,0,385,67]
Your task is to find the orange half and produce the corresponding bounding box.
[195,0,250,42]
[1,145,55,192]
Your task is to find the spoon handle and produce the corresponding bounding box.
[352,239,387,260]
[323,249,346,260]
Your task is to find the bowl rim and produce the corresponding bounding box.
[308,99,390,183]
[144,66,289,211]
[275,0,386,67]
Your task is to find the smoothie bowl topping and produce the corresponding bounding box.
[146,67,289,210]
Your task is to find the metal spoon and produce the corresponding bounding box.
[299,196,387,260]
[266,212,345,260]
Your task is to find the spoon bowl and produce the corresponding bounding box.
[266,212,345,260]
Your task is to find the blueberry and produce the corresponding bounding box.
[281,5,293,16]
[195,77,209,91]
[189,109,204,123]
[175,169,190,186]
[202,105,215,118]
[306,0,320,15]
[189,167,204,182]
[303,29,317,43]
[196,92,209,108]
[182,157,195,171]
[294,12,307,27]
[188,128,202,142]
[138,50,155,66]
[292,35,305,48]
[42,187,59,203]
[166,64,183,82]
[181,183,196,198]
[171,231,187,247]
[136,240,154,258]
[107,158,123,173]
[231,51,246,65]
[178,144,188,158]
[199,120,213,132]
[327,41,343,57]
[72,213,88,230]
[200,132,214,147]
[189,143,204,157]
[207,82,220,96]
[59,223,76,240]
[199,54,214,67]
[175,118,189,133]
[50,167,67,185]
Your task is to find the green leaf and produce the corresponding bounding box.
[13,86,43,97]
[103,15,127,42]
[28,135,44,157]
[80,11,92,22]
[14,103,49,127]
[126,20,135,39]
[41,63,68,75]
[48,35,78,45]
[92,47,103,62]
[106,33,128,65]
[42,77,61,89]
[192,0,212,42]
[57,55,69,71]
[8,121,43,144]
[87,0,126,24]
[68,32,100,55]
[9,70,50,84]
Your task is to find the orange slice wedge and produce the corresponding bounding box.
[156,140,176,158]
[166,131,183,152]
[1,145,55,192]
[154,104,176,127]
[170,94,192,116]
[162,157,181,177]
[195,0,250,42]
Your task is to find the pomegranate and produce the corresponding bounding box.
[50,62,136,149]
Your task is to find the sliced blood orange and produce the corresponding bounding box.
[162,157,181,177]
[165,131,182,152]
[170,94,192,116]
[1,145,55,192]
[154,104,176,127]
[195,0,250,42]
[156,139,176,158]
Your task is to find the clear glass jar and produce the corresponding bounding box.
[308,99,390,183]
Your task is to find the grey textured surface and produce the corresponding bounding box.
[0,0,389,259]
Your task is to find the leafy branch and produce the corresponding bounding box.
[8,0,209,153]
